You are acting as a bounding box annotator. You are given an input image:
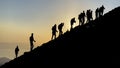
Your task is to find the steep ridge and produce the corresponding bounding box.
[1,6,120,67]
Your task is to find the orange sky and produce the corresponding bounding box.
[0,0,120,59]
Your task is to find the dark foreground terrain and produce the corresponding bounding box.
[1,6,120,67]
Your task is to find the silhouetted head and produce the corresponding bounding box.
[31,33,34,36]
[62,23,64,26]
[71,17,76,23]
[83,11,85,13]
[55,24,56,26]
[102,5,104,7]
[54,24,57,28]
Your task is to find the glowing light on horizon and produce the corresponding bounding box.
[0,0,120,59]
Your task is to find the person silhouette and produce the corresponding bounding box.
[70,17,76,30]
[15,45,19,58]
[78,11,85,26]
[51,24,58,40]
[58,23,64,36]
[86,10,90,23]
[90,10,93,21]
[78,13,82,26]
[99,5,105,16]
[95,8,99,19]
[29,33,36,51]
[86,9,93,23]
[82,11,85,25]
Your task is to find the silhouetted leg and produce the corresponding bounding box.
[79,21,80,26]
[30,45,32,51]
[59,30,62,36]
[59,30,61,36]
[102,12,103,16]
[51,35,53,40]
[70,25,73,31]
[83,18,85,25]
[55,34,56,39]
[15,53,17,58]
[16,53,18,58]
[30,44,33,51]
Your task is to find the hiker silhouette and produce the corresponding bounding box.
[15,45,19,58]
[78,11,85,26]
[78,13,82,25]
[95,8,99,19]
[51,24,58,40]
[70,17,76,30]
[82,11,85,25]
[29,33,36,51]
[58,23,64,36]
[99,5,105,16]
[86,9,93,23]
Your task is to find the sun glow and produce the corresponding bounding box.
[0,0,120,59]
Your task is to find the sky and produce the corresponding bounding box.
[0,0,120,59]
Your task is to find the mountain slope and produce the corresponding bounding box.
[1,6,120,67]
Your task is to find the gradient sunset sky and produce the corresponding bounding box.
[0,0,120,59]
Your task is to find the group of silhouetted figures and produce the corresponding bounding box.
[15,33,36,58]
[51,5,105,40]
[95,5,105,19]
[51,23,64,40]
[14,5,105,58]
